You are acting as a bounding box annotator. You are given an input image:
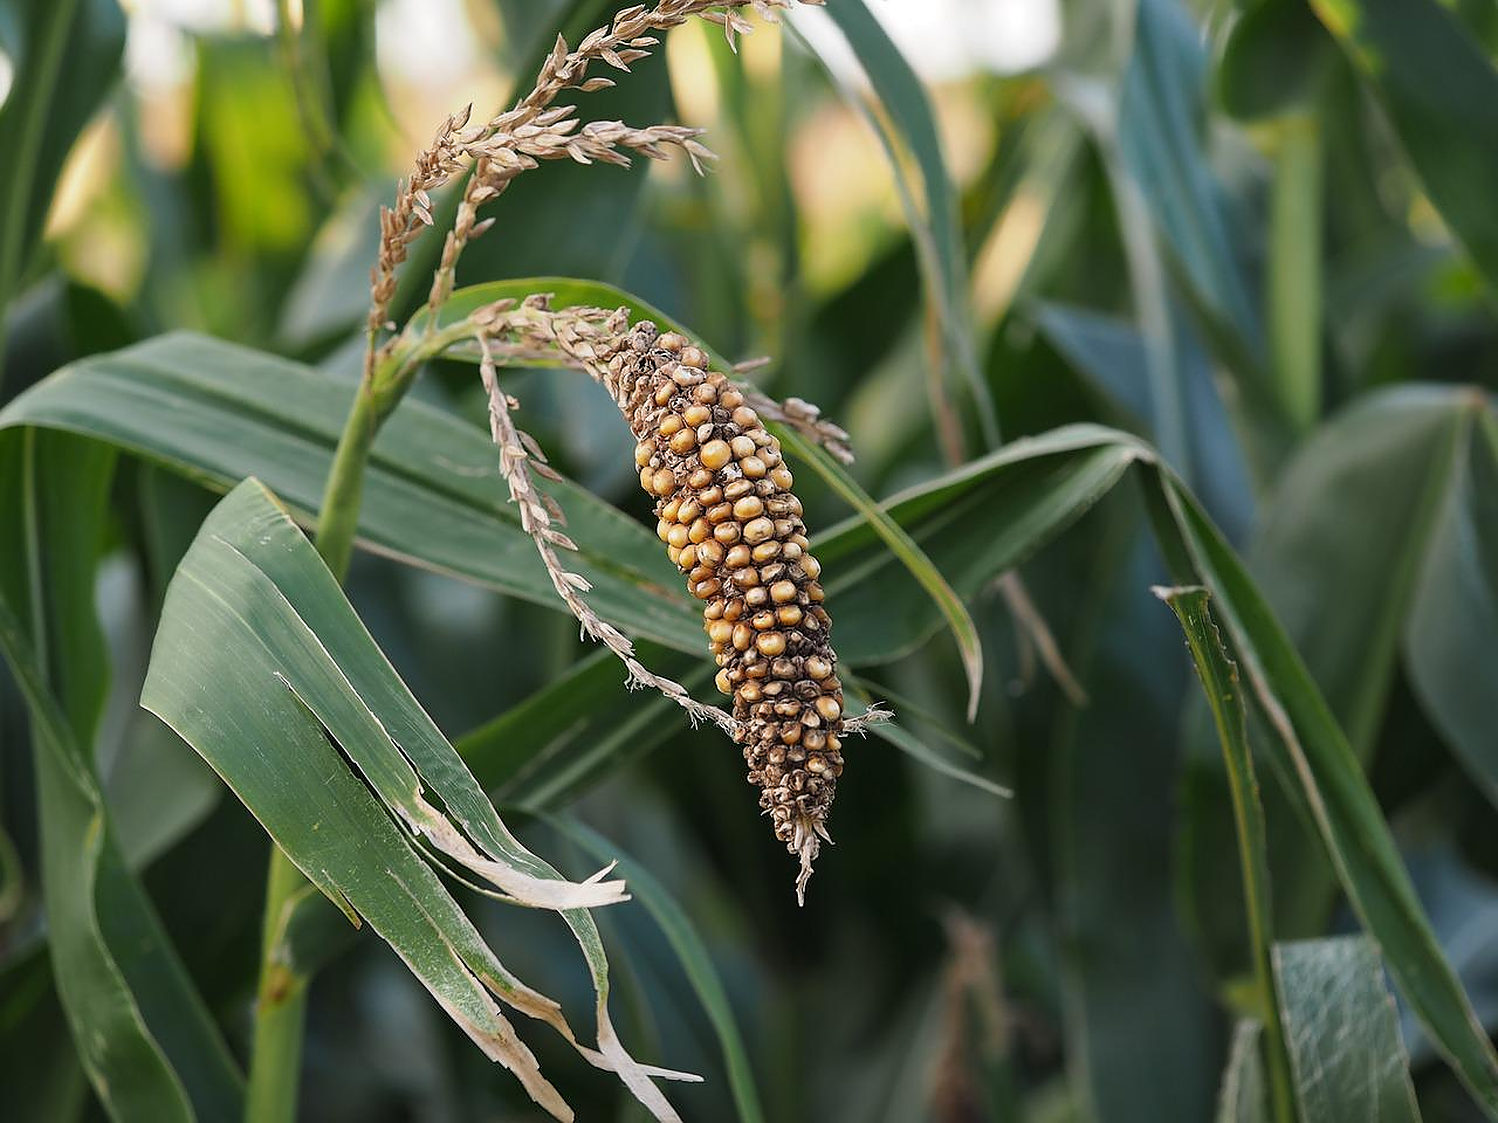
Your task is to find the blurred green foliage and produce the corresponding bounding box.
[1,0,1497,1120]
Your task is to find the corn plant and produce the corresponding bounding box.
[1,0,1496,1121]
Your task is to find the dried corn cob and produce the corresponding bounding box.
[597,322,844,900]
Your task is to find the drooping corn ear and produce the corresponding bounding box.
[606,323,846,902]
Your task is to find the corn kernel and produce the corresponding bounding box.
[700,439,732,470]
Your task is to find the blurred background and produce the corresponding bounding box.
[3,0,1498,1120]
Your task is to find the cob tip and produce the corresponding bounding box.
[792,813,831,906]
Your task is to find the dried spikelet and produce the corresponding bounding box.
[358,0,827,378]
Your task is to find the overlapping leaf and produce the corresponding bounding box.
[1310,0,1498,290]
[6,329,1497,1112]
[141,478,693,1122]
[0,0,125,383]
[0,429,243,1121]
[1274,937,1422,1122]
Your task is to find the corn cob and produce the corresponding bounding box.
[601,321,845,899]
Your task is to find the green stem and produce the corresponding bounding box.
[244,852,311,1123]
[312,379,382,582]
[1269,114,1323,432]
[243,335,425,1120]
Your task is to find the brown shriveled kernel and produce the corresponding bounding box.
[742,517,774,544]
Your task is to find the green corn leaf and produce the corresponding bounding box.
[140,477,695,1122]
[1310,0,1498,291]
[1274,937,1423,1122]
[1404,403,1498,808]
[0,597,197,1122]
[809,1,998,449]
[1218,0,1334,120]
[1053,522,1220,1123]
[1179,387,1497,987]
[1148,467,1498,1116]
[0,427,244,1122]
[0,0,125,385]
[551,815,768,1123]
[458,643,705,809]
[1155,584,1294,1123]
[1117,0,1262,357]
[0,331,702,651]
